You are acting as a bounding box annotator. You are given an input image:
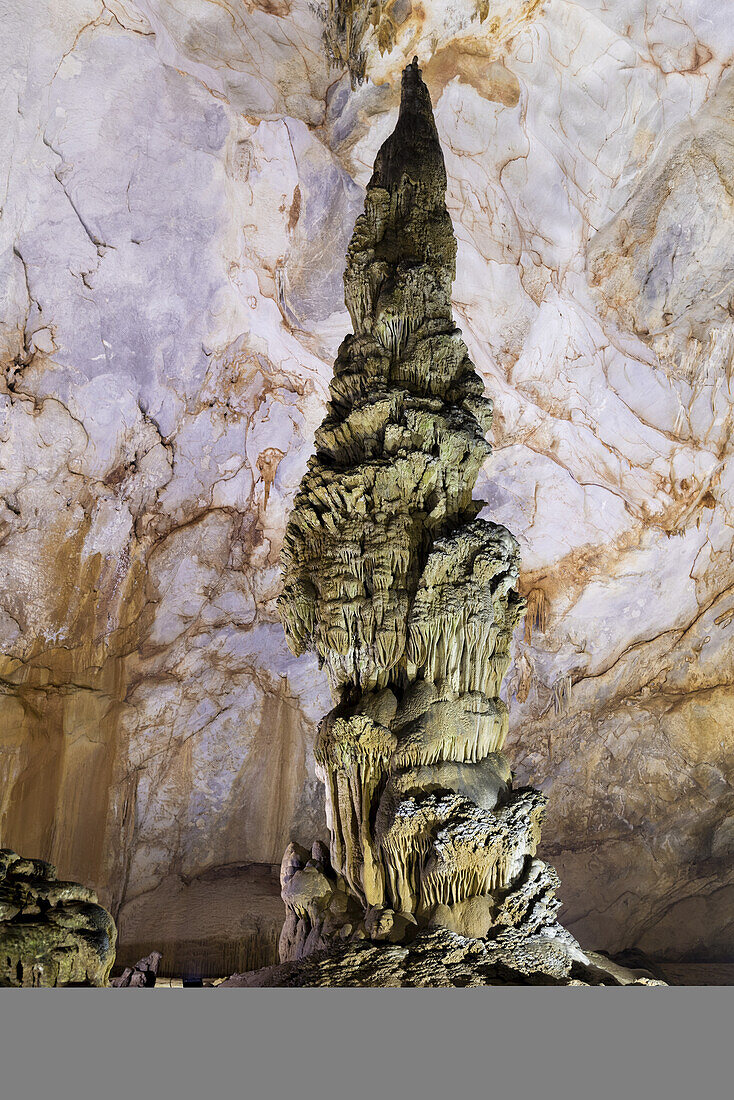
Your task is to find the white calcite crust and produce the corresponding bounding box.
[1,0,733,961]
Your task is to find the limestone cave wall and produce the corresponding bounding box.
[1,0,733,960]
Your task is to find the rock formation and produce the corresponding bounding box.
[0,848,116,986]
[275,58,609,984]
[222,927,665,987]
[111,950,162,987]
[3,0,733,969]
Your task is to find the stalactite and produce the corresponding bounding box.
[524,586,548,644]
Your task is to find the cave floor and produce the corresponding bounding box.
[117,964,734,988]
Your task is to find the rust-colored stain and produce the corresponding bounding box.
[257,447,285,509]
[424,48,521,108]
[287,184,302,234]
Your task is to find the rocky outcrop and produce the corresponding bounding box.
[0,848,116,986]
[111,950,162,987]
[274,60,599,983]
[222,924,665,987]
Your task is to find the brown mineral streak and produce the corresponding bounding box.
[222,688,308,865]
[423,48,521,108]
[0,522,148,894]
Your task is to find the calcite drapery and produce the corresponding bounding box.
[277,58,555,961]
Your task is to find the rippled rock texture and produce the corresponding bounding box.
[0,848,116,986]
[1,0,733,962]
[221,926,665,987]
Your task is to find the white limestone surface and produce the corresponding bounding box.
[1,0,733,959]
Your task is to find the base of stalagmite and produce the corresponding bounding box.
[263,812,668,987]
[219,927,665,987]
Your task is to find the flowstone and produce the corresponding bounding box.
[274,59,659,986]
[0,848,116,986]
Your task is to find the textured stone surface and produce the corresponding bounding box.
[0,848,116,986]
[220,925,665,987]
[1,0,733,962]
[114,863,283,978]
[110,949,162,986]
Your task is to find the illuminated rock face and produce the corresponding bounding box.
[1,0,734,967]
[277,61,567,966]
[0,849,116,987]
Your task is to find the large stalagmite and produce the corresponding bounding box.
[274,59,658,985]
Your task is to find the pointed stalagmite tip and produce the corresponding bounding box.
[406,57,425,94]
[403,55,422,87]
[367,53,443,194]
